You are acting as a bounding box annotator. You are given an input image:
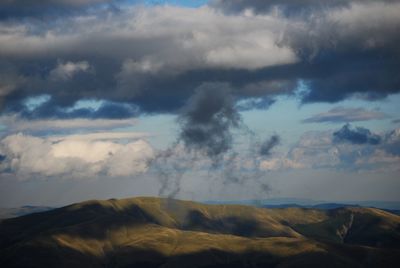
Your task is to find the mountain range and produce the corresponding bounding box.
[1,197,400,267]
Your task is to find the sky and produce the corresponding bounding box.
[0,0,399,207]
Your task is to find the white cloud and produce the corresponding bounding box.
[259,128,400,172]
[0,132,154,179]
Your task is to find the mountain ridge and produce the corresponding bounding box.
[1,196,399,267]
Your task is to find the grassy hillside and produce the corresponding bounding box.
[0,197,399,267]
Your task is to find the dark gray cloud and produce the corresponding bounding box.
[333,123,382,145]
[0,0,121,19]
[303,107,387,123]
[214,0,400,103]
[0,1,399,119]
[211,0,399,15]
[383,129,400,156]
[148,83,243,198]
[259,135,280,156]
[149,84,274,198]
[178,83,241,162]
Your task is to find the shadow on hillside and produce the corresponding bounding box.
[184,210,260,237]
[0,202,264,246]
[2,201,400,250]
[3,240,398,268]
[0,202,161,246]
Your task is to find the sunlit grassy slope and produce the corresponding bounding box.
[1,197,400,267]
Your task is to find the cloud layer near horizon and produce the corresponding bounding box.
[261,126,400,172]
[1,0,399,119]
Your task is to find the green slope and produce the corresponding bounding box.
[0,197,399,267]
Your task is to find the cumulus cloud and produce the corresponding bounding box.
[303,107,387,123]
[0,4,301,116]
[2,1,398,118]
[0,0,400,117]
[261,126,400,172]
[0,132,153,179]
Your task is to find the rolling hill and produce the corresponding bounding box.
[0,197,399,267]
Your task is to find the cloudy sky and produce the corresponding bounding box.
[0,0,399,207]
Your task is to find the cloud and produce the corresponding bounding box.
[236,97,275,111]
[382,129,400,156]
[0,4,294,117]
[0,1,399,119]
[259,158,304,171]
[211,0,399,15]
[6,99,140,120]
[0,115,137,134]
[0,132,153,179]
[262,126,400,172]
[177,83,241,161]
[0,0,120,19]
[259,135,280,156]
[50,60,90,80]
[289,2,400,103]
[150,83,276,197]
[333,123,381,145]
[47,131,149,142]
[303,107,387,123]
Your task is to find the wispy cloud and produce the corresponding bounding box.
[302,107,386,123]
[0,116,137,134]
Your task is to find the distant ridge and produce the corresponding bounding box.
[205,198,400,210]
[1,196,400,267]
[0,206,53,220]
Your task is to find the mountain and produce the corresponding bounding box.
[0,206,53,219]
[206,198,400,210]
[261,203,361,210]
[1,197,400,267]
